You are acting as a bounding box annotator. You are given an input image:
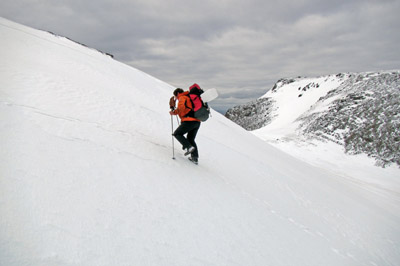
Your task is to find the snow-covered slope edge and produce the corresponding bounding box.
[1,17,399,266]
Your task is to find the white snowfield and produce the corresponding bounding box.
[0,17,399,266]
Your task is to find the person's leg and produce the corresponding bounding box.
[186,122,200,158]
[173,121,198,150]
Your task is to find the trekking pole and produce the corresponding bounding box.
[169,96,177,159]
[171,114,175,159]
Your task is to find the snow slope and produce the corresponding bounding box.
[1,17,399,266]
[254,76,345,140]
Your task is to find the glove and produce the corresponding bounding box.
[169,96,176,111]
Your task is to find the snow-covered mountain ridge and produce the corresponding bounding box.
[1,17,400,266]
[226,71,400,167]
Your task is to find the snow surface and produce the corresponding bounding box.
[1,17,400,266]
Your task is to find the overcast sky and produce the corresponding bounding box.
[1,0,400,113]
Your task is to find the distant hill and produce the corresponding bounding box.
[226,71,400,167]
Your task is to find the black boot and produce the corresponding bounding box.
[188,156,198,165]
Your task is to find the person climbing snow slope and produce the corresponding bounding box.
[169,87,201,164]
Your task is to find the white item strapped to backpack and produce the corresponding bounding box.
[201,88,219,102]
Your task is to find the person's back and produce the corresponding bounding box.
[176,91,200,122]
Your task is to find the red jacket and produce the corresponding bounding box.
[172,91,200,122]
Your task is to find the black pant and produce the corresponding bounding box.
[173,121,200,158]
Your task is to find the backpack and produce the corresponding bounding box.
[188,84,210,122]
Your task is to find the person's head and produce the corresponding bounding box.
[173,88,184,97]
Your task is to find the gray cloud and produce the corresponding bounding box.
[1,0,399,113]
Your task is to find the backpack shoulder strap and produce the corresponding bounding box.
[182,95,195,117]
[183,95,193,109]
